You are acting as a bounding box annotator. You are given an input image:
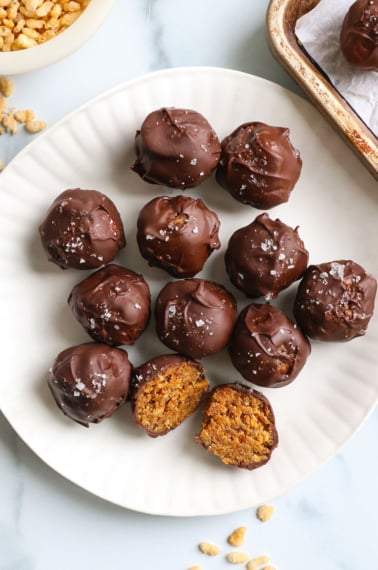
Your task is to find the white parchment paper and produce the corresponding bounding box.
[296,0,378,135]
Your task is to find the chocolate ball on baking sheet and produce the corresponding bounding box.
[216,121,302,209]
[225,213,309,300]
[48,343,132,427]
[229,303,311,388]
[132,107,221,189]
[294,260,377,342]
[136,194,220,278]
[68,264,151,346]
[340,0,378,70]
[195,383,278,470]
[39,188,125,270]
[155,278,237,359]
[130,354,209,437]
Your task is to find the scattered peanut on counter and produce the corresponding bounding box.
[246,555,271,570]
[191,505,278,569]
[256,505,275,523]
[227,526,247,547]
[198,542,221,557]
[226,551,250,564]
[0,75,47,170]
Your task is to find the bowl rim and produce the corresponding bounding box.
[0,0,117,75]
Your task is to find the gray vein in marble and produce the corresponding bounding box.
[0,414,32,569]
[0,415,24,529]
[145,0,172,70]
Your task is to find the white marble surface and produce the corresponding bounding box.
[0,1,377,569]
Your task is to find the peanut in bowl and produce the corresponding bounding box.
[0,0,116,74]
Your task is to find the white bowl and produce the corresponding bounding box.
[0,0,116,75]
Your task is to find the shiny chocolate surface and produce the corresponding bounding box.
[132,107,221,189]
[155,278,237,359]
[68,264,151,346]
[137,194,220,277]
[39,188,125,270]
[229,303,311,387]
[216,121,302,209]
[294,260,377,341]
[48,343,132,427]
[225,213,308,300]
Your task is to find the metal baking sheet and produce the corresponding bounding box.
[266,0,378,179]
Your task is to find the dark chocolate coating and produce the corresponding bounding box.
[294,260,377,341]
[68,264,151,346]
[225,213,309,300]
[47,343,132,427]
[136,195,220,277]
[132,107,221,189]
[229,303,311,388]
[340,0,378,70]
[39,188,126,269]
[195,382,279,470]
[155,278,237,359]
[216,121,302,209]
[130,354,207,436]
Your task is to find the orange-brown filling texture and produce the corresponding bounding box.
[198,385,275,465]
[135,363,209,435]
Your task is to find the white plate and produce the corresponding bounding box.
[0,67,377,516]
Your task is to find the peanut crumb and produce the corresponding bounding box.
[14,108,35,123]
[227,526,247,547]
[256,505,275,522]
[187,566,202,570]
[246,555,271,570]
[0,158,5,171]
[25,118,46,133]
[0,79,47,140]
[0,96,6,114]
[198,542,221,556]
[2,111,18,134]
[226,551,250,564]
[0,76,14,97]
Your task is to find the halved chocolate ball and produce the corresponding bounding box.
[130,354,209,437]
[195,383,278,470]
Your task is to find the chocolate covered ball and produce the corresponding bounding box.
[155,278,237,359]
[216,121,302,209]
[136,195,220,277]
[130,354,209,437]
[229,303,311,388]
[39,188,126,270]
[340,0,378,70]
[47,343,132,427]
[225,213,309,300]
[195,383,278,470]
[132,107,221,189]
[68,264,151,346]
[294,260,377,341]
